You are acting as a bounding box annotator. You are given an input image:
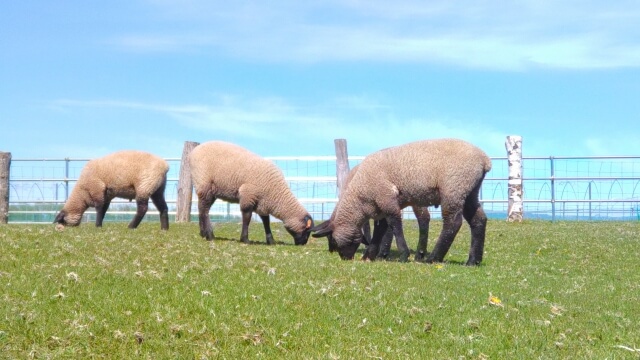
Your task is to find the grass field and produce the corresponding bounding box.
[1,219,639,359]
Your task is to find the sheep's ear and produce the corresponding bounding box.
[304,215,314,230]
[53,210,66,224]
[311,220,333,238]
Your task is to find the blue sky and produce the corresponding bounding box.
[1,1,639,159]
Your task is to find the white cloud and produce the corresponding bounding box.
[51,96,508,156]
[111,1,640,70]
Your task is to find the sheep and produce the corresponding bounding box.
[54,150,169,230]
[312,138,492,265]
[334,164,432,261]
[189,141,314,245]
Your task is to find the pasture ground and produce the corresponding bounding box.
[1,220,639,359]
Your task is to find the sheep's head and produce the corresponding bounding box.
[286,215,314,245]
[311,220,363,260]
[53,210,82,227]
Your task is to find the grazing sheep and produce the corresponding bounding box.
[189,141,314,245]
[312,138,492,265]
[335,164,432,261]
[54,150,169,230]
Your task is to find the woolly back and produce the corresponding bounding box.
[189,141,307,223]
[61,150,168,222]
[190,141,284,190]
[77,151,169,196]
[340,139,491,217]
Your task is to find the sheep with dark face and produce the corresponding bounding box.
[54,150,169,230]
[335,164,432,261]
[189,141,314,245]
[312,139,491,265]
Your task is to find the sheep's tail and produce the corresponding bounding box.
[482,154,493,173]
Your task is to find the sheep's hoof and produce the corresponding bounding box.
[201,231,214,240]
[414,251,426,262]
[465,258,481,266]
[265,235,275,245]
[398,252,410,263]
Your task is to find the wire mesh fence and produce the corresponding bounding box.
[6,155,640,224]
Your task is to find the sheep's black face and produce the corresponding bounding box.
[54,210,68,226]
[287,215,314,245]
[53,210,81,226]
[335,238,361,260]
[287,228,310,245]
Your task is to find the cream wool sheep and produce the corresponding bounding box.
[54,150,169,230]
[189,141,313,245]
[335,164,432,261]
[312,139,492,265]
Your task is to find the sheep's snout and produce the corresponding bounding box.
[286,227,310,245]
[337,240,360,260]
[294,233,310,245]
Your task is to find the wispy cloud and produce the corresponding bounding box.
[110,1,640,70]
[51,96,508,156]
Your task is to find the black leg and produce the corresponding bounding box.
[197,191,215,240]
[260,215,275,245]
[151,186,169,231]
[377,227,394,259]
[362,219,388,261]
[387,214,410,262]
[414,206,430,261]
[95,199,110,227]
[426,205,463,263]
[240,209,253,244]
[129,198,149,229]
[463,196,487,266]
[361,221,372,245]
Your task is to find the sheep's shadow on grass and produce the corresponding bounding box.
[245,240,291,246]
[204,236,292,246]
[370,248,470,266]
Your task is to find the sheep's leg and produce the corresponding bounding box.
[376,227,394,259]
[151,186,169,231]
[463,197,487,266]
[197,191,216,240]
[260,215,275,245]
[362,219,388,261]
[414,206,431,262]
[239,210,254,244]
[361,221,372,246]
[426,206,463,263]
[95,199,111,227]
[387,214,410,262]
[129,198,149,229]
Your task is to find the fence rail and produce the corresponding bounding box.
[3,155,640,224]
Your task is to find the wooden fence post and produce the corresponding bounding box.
[176,141,200,222]
[333,139,371,240]
[0,152,11,224]
[505,136,523,222]
[334,139,350,195]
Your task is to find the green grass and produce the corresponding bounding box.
[1,220,639,359]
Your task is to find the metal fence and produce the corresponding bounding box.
[6,155,640,224]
